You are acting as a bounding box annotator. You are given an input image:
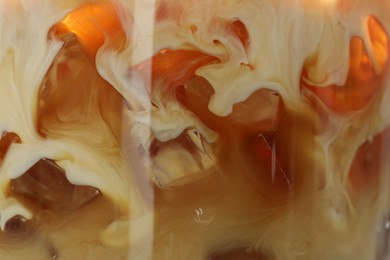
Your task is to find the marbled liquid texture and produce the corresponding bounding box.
[0,0,389,259]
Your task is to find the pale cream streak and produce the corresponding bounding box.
[0,1,64,142]
[0,0,66,226]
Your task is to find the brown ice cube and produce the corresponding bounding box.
[149,129,216,187]
[231,89,282,132]
[10,158,100,210]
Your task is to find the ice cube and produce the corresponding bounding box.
[149,129,216,187]
[10,158,100,210]
[231,89,282,132]
[37,32,123,141]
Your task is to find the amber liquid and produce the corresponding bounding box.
[1,2,390,260]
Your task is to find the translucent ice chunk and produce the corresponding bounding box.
[38,33,123,141]
[231,88,282,132]
[149,129,216,187]
[10,158,100,210]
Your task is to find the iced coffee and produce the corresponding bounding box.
[0,0,389,259]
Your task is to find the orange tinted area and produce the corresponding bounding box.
[135,49,217,89]
[155,1,183,21]
[303,15,389,113]
[368,16,389,70]
[348,128,390,193]
[231,19,250,48]
[52,2,125,60]
[146,51,281,136]
[0,132,21,163]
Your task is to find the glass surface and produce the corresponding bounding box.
[0,0,389,259]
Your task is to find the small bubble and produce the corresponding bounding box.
[385,220,390,229]
[5,215,27,235]
[190,25,198,33]
[194,207,215,225]
[50,249,59,259]
[47,240,59,259]
[194,208,203,221]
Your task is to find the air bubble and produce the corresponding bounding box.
[4,215,27,235]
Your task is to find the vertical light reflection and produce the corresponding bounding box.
[127,0,156,259]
